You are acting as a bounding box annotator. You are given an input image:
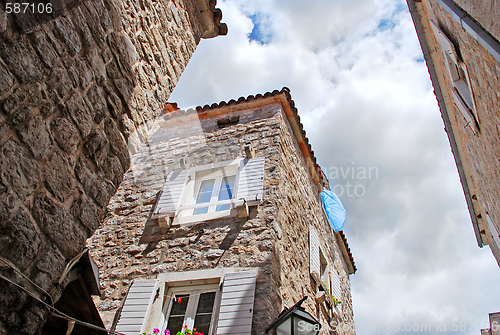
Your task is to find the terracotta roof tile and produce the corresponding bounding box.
[210,0,227,36]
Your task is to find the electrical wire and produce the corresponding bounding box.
[0,256,54,306]
[0,272,128,335]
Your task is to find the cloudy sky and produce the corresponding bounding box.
[168,0,500,333]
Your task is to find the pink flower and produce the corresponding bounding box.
[165,330,170,335]
[153,329,160,334]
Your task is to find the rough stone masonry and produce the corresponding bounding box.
[0,0,226,333]
[88,90,357,334]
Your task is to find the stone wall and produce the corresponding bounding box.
[421,0,500,262]
[88,100,355,334]
[89,104,282,329]
[274,112,355,334]
[450,0,500,42]
[0,0,224,333]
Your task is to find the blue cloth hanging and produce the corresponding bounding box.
[320,189,346,232]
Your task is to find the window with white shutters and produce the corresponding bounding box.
[115,270,257,335]
[152,157,265,225]
[430,21,479,131]
[310,225,343,314]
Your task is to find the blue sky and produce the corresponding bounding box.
[248,13,272,44]
[169,0,500,334]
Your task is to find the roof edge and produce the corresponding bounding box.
[195,0,228,38]
[164,88,323,190]
[164,88,356,270]
[336,231,357,274]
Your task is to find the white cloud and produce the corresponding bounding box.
[170,0,500,333]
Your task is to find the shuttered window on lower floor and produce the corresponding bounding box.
[162,285,220,335]
[114,271,258,335]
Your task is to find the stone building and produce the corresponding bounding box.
[480,311,500,335]
[88,88,357,335]
[406,0,500,266]
[0,0,226,334]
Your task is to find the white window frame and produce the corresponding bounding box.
[319,249,329,288]
[174,160,240,225]
[153,157,265,226]
[190,172,237,215]
[140,268,236,335]
[160,284,222,335]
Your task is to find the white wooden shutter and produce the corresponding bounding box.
[216,271,257,335]
[309,225,320,277]
[153,169,189,218]
[429,21,458,63]
[114,279,158,335]
[331,268,342,313]
[235,158,265,202]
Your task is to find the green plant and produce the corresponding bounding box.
[322,287,342,307]
[331,296,342,308]
[175,326,204,335]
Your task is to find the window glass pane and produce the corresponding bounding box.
[194,292,216,335]
[197,179,215,203]
[216,176,235,212]
[196,292,216,314]
[194,179,215,215]
[166,295,189,335]
[194,206,209,215]
[166,317,184,335]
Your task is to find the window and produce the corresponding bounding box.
[310,225,330,289]
[430,21,479,132]
[161,284,221,335]
[152,157,265,225]
[113,269,258,335]
[310,225,342,314]
[319,248,328,287]
[192,175,236,215]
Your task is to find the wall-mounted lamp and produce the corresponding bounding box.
[265,297,321,335]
